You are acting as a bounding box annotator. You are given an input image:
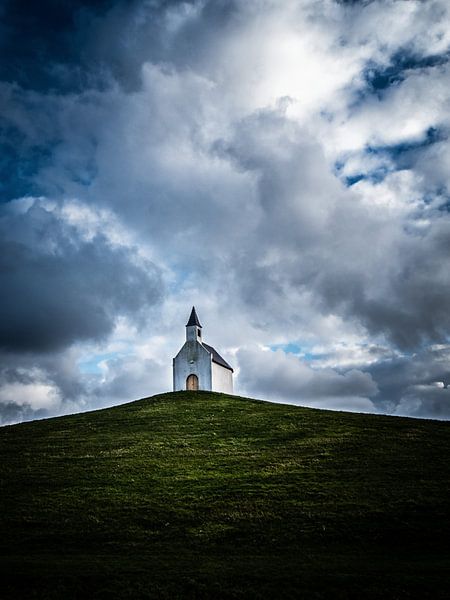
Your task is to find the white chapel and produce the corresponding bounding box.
[172,307,234,393]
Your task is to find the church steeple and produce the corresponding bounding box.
[186,306,202,342]
[186,306,202,328]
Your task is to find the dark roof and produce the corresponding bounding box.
[203,343,234,372]
[186,306,202,328]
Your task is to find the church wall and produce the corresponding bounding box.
[211,362,233,394]
[173,341,212,391]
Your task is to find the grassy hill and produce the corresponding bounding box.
[1,391,450,599]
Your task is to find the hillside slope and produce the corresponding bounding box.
[1,391,450,599]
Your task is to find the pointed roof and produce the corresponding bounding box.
[186,306,202,328]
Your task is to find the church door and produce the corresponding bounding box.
[186,374,199,391]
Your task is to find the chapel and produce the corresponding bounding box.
[172,307,234,393]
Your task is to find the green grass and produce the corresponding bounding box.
[1,391,450,599]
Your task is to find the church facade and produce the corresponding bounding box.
[173,307,234,393]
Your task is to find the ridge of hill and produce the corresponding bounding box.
[1,391,450,599]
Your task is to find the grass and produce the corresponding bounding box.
[0,391,450,598]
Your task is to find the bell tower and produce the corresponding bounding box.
[186,306,202,343]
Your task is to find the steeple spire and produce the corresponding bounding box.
[186,306,202,328]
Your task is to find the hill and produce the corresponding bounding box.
[1,391,450,599]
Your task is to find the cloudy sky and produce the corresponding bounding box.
[1,0,450,424]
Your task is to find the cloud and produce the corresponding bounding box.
[1,0,450,423]
[91,354,171,405]
[395,382,450,420]
[0,363,63,425]
[365,344,450,414]
[237,346,378,413]
[213,102,450,351]
[0,381,61,411]
[0,198,164,352]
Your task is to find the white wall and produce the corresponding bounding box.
[211,362,233,394]
[173,340,212,391]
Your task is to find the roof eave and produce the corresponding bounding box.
[211,357,234,373]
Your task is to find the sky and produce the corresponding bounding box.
[1,0,450,424]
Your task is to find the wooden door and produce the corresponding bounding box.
[186,374,199,391]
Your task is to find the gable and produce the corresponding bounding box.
[173,339,211,362]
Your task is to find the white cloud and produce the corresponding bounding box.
[236,345,378,412]
[0,381,61,411]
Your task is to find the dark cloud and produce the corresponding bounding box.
[0,199,163,352]
[0,401,47,426]
[0,0,238,95]
[364,345,450,413]
[396,383,450,420]
[312,219,450,350]
[0,0,116,91]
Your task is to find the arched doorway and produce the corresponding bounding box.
[186,374,199,391]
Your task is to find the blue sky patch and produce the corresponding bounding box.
[269,343,329,364]
[78,351,127,375]
[365,50,449,93]
[366,127,446,159]
[336,128,446,188]
[270,342,302,355]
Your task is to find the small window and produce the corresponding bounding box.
[198,329,201,338]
